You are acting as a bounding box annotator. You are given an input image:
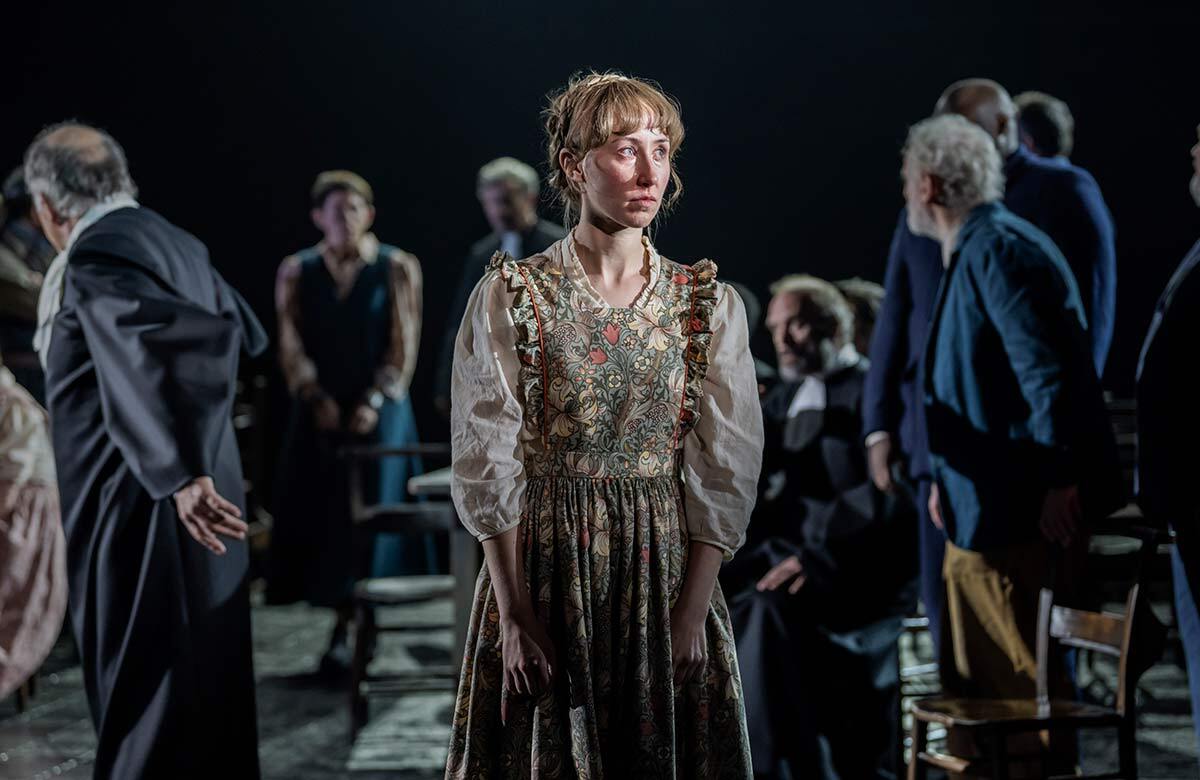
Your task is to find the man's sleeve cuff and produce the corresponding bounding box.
[865,431,891,448]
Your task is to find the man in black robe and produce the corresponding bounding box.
[723,275,917,780]
[433,157,565,416]
[25,123,266,779]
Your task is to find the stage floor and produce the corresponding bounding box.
[0,594,1195,778]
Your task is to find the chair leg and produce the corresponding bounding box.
[908,716,927,780]
[1118,720,1138,780]
[15,681,29,714]
[349,601,374,743]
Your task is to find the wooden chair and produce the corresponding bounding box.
[343,443,459,742]
[907,570,1167,780]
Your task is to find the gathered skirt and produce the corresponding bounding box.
[446,474,752,779]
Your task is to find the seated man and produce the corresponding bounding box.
[723,274,917,780]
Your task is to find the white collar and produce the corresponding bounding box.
[34,196,140,368]
[562,230,660,312]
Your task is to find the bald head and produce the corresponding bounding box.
[934,78,1020,157]
[41,124,112,164]
[24,121,137,239]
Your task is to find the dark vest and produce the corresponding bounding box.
[295,247,395,406]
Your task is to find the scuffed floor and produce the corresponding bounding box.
[0,593,1195,779]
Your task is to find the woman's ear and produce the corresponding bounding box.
[559,148,584,188]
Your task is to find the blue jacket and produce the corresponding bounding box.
[1004,146,1117,376]
[924,203,1122,551]
[862,149,1117,478]
[862,210,943,479]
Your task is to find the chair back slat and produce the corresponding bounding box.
[1049,605,1125,655]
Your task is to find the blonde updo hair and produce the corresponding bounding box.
[544,71,685,225]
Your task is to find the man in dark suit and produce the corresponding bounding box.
[26,123,266,779]
[433,157,565,415]
[1015,90,1075,162]
[864,78,1117,653]
[935,79,1117,378]
[1136,121,1200,765]
[725,275,916,780]
[905,114,1120,771]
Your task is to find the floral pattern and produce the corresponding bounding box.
[445,248,752,779]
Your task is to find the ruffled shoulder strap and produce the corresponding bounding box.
[488,250,559,446]
[666,258,720,446]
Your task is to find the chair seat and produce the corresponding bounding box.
[354,575,456,605]
[912,696,1121,730]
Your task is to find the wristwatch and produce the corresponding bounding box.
[365,389,385,411]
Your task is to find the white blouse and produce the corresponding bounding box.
[448,239,763,559]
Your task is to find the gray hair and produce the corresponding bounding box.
[904,114,1004,213]
[477,157,539,196]
[23,122,137,220]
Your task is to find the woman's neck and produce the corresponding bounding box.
[572,214,646,285]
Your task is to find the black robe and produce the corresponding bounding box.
[722,362,917,779]
[44,207,266,779]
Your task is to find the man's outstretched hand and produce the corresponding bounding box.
[173,476,248,555]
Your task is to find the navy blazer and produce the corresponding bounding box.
[1004,146,1117,375]
[924,203,1121,551]
[862,210,943,479]
[862,149,1117,479]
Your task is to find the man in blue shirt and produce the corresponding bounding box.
[1137,122,1200,766]
[903,114,1121,771]
[864,79,1117,653]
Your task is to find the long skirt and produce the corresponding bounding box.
[269,396,431,608]
[446,474,753,779]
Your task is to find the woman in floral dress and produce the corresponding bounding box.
[447,72,763,778]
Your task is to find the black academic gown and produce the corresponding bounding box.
[44,207,266,779]
[723,362,917,780]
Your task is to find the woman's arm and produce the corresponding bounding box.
[670,542,725,685]
[481,527,555,701]
[449,268,554,707]
[675,281,765,681]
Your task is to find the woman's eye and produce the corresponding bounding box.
[620,147,636,157]
[654,147,668,160]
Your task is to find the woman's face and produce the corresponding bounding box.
[573,123,671,229]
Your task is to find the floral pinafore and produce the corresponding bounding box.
[446,247,753,779]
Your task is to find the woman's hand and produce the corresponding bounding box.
[500,608,556,727]
[670,599,708,687]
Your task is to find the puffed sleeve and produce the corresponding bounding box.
[680,283,764,559]
[449,269,527,540]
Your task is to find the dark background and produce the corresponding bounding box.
[5,2,1199,450]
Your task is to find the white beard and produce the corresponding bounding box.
[906,204,937,240]
[1191,173,1200,208]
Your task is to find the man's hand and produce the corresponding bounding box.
[928,482,944,530]
[173,477,248,555]
[867,434,895,493]
[1040,484,1082,547]
[756,555,806,594]
[313,395,341,432]
[349,403,380,436]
